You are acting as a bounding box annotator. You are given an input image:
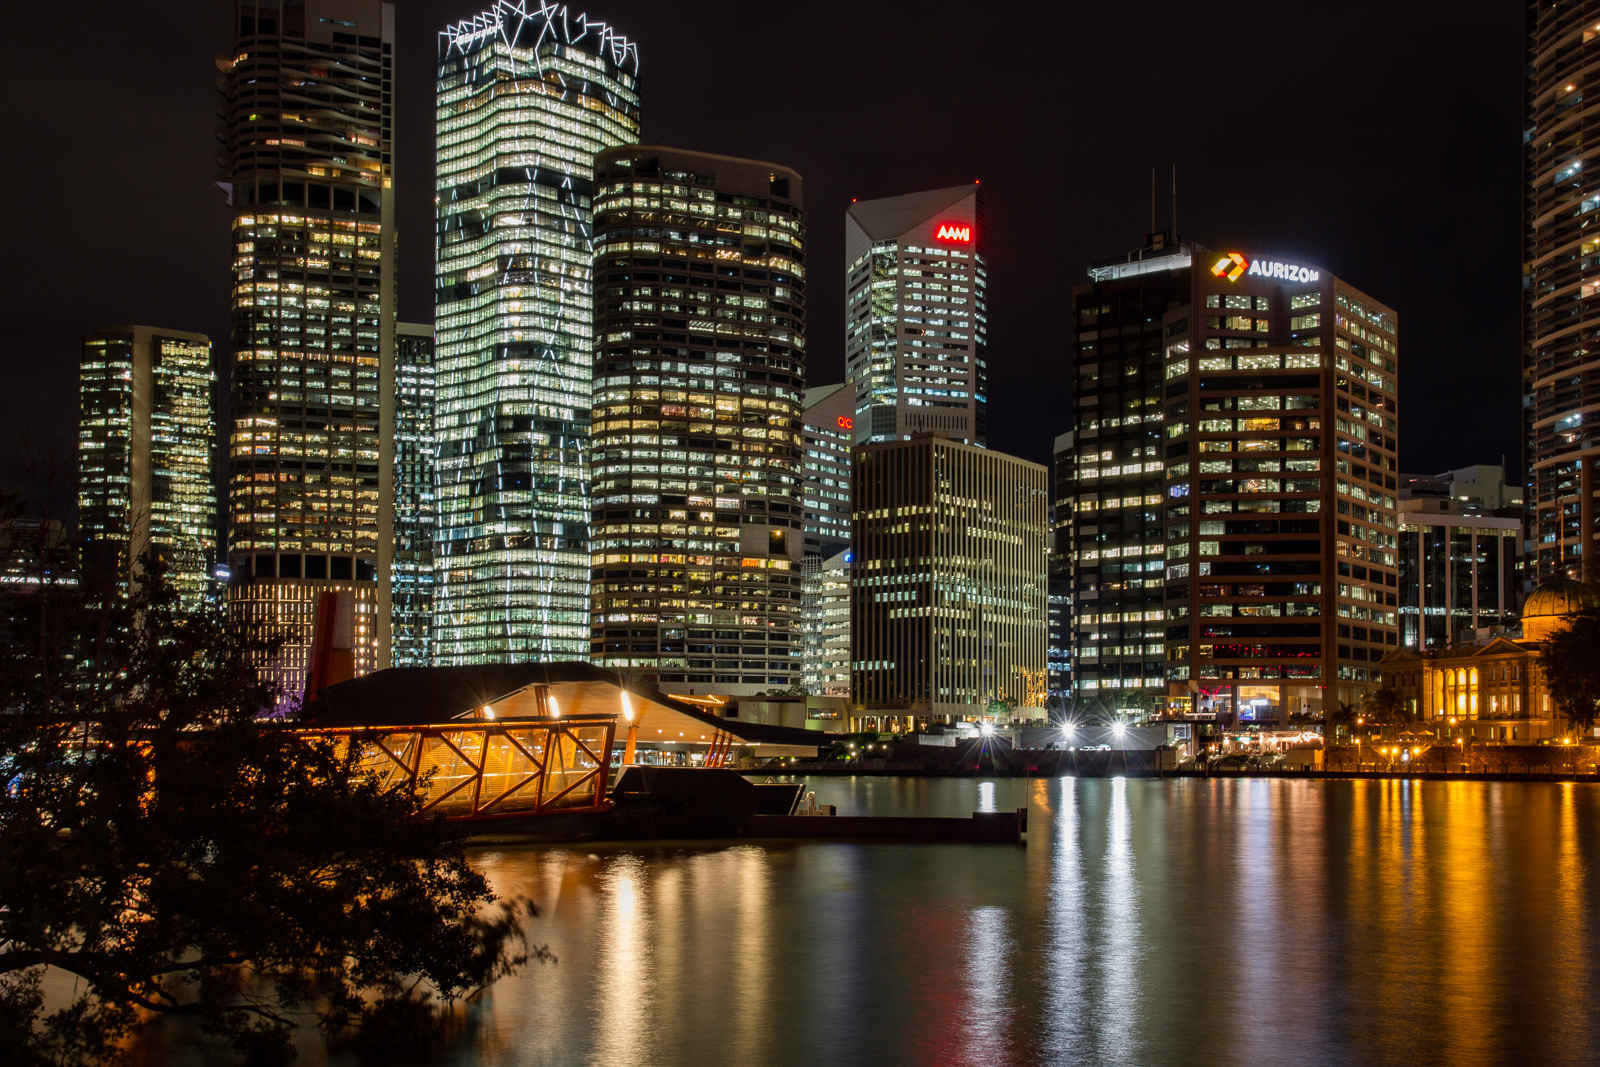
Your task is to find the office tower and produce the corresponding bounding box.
[801,382,854,556]
[433,3,639,664]
[589,147,805,693]
[392,323,436,665]
[852,436,1048,724]
[800,548,851,696]
[1397,504,1520,652]
[1049,433,1075,705]
[78,326,217,608]
[845,185,987,447]
[1525,6,1600,583]
[216,1,396,703]
[1066,234,1400,722]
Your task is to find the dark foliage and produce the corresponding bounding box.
[0,520,541,1063]
[1542,605,1600,732]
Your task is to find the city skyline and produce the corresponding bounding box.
[1,0,1521,484]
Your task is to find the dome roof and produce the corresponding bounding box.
[1523,577,1600,619]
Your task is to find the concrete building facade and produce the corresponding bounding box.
[845,185,987,447]
[587,146,806,695]
[1524,5,1600,583]
[800,548,851,697]
[1065,233,1400,723]
[216,1,397,702]
[851,435,1047,723]
[800,382,854,557]
[392,322,435,665]
[79,325,217,610]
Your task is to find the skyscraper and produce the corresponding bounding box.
[588,146,806,694]
[800,548,851,697]
[800,382,853,557]
[216,0,395,704]
[845,185,987,447]
[433,3,639,664]
[1064,234,1400,722]
[78,326,217,609]
[852,436,1048,725]
[1524,6,1600,583]
[391,322,436,665]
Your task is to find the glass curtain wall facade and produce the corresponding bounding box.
[852,436,1048,722]
[1524,4,1600,582]
[392,322,436,665]
[216,1,396,703]
[1067,235,1401,721]
[1397,507,1521,650]
[433,3,639,664]
[79,325,217,609]
[589,147,806,694]
[1066,235,1190,710]
[845,185,987,447]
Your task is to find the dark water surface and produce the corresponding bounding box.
[437,777,1600,1066]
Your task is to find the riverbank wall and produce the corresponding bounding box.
[770,757,1600,784]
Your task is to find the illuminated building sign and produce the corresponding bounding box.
[836,415,853,429]
[1211,252,1320,284]
[935,223,971,242]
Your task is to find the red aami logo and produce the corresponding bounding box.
[935,223,971,242]
[836,415,853,429]
[1211,252,1249,281]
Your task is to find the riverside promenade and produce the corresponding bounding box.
[765,738,1600,783]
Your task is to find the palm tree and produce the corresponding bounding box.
[1363,686,1411,727]
[1327,700,1360,739]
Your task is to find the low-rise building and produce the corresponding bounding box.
[1378,577,1590,744]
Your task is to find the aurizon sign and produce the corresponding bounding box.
[1210,252,1320,284]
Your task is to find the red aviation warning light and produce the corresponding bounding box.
[935,223,971,242]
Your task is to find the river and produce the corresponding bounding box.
[432,776,1600,1066]
[129,776,1600,1065]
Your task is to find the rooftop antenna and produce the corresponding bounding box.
[1172,163,1178,240]
[1150,168,1157,233]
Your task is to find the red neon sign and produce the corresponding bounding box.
[935,223,971,242]
[837,415,853,429]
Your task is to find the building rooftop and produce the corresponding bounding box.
[846,185,976,241]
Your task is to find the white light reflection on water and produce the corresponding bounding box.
[956,905,1014,1064]
[1043,776,1089,1057]
[978,780,997,812]
[1098,775,1142,1065]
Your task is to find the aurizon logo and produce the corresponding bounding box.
[935,223,971,242]
[1212,252,1248,281]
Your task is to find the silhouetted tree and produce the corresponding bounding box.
[0,522,541,1063]
[1542,605,1600,731]
[1362,686,1412,726]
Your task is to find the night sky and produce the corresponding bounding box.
[0,0,1522,496]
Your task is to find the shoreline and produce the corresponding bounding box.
[763,763,1600,784]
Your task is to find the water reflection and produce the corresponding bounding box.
[443,780,1600,1066]
[146,779,1600,1066]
